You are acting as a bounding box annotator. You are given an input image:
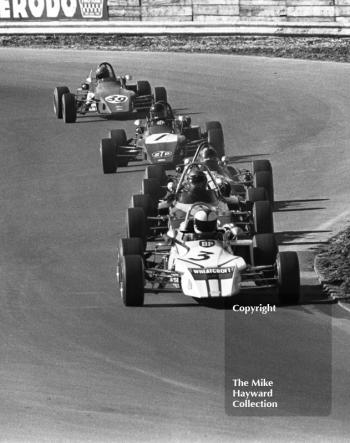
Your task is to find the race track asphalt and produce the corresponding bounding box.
[0,48,350,442]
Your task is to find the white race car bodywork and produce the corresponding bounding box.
[168,239,246,298]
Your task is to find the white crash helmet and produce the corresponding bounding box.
[193,209,217,234]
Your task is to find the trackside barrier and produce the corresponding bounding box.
[2,1,350,36]
[2,21,350,36]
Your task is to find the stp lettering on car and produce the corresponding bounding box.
[152,151,172,158]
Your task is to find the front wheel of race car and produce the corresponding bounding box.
[119,255,144,307]
[62,92,77,123]
[277,251,300,305]
[100,138,117,174]
[109,129,128,167]
[254,170,274,203]
[126,207,147,245]
[154,86,167,103]
[253,201,274,234]
[116,237,144,283]
[53,86,69,119]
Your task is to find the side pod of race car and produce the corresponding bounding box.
[53,62,167,123]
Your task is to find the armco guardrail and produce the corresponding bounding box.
[1,1,350,35]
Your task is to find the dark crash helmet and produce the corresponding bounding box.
[150,101,168,120]
[219,180,231,197]
[188,169,207,190]
[96,65,110,80]
[201,146,220,171]
[193,209,218,235]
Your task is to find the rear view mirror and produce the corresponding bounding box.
[125,74,132,81]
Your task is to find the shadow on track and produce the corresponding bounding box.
[275,230,331,246]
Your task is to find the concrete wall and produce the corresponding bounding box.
[108,0,350,23]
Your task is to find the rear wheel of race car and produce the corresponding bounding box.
[254,170,274,203]
[119,255,144,307]
[277,251,300,305]
[142,178,164,200]
[154,87,167,103]
[53,86,69,119]
[253,201,274,234]
[252,160,272,173]
[144,164,167,184]
[206,123,225,158]
[130,194,155,217]
[62,92,77,123]
[100,138,116,174]
[253,234,278,266]
[109,129,128,167]
[137,80,152,96]
[247,187,267,203]
[126,207,147,245]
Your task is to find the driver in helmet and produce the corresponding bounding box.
[200,146,221,172]
[80,65,110,114]
[180,209,242,243]
[149,101,173,129]
[95,65,110,81]
[193,209,218,239]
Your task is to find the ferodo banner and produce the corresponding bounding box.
[0,0,108,20]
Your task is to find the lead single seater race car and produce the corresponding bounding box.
[99,102,225,173]
[116,202,300,307]
[53,62,167,123]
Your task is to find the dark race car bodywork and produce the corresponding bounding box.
[53,62,167,123]
[99,103,225,173]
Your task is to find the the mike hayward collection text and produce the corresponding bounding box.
[232,378,278,408]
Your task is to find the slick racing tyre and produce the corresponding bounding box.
[109,129,128,167]
[62,92,77,123]
[247,187,268,203]
[253,233,278,286]
[254,170,274,203]
[252,160,272,173]
[53,86,69,119]
[130,194,155,217]
[206,121,225,158]
[154,87,167,103]
[119,255,144,307]
[205,121,222,131]
[142,178,164,200]
[277,251,300,305]
[126,207,147,245]
[116,237,144,284]
[144,164,167,184]
[253,234,278,266]
[118,237,144,258]
[100,138,117,174]
[253,201,274,234]
[137,80,152,96]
